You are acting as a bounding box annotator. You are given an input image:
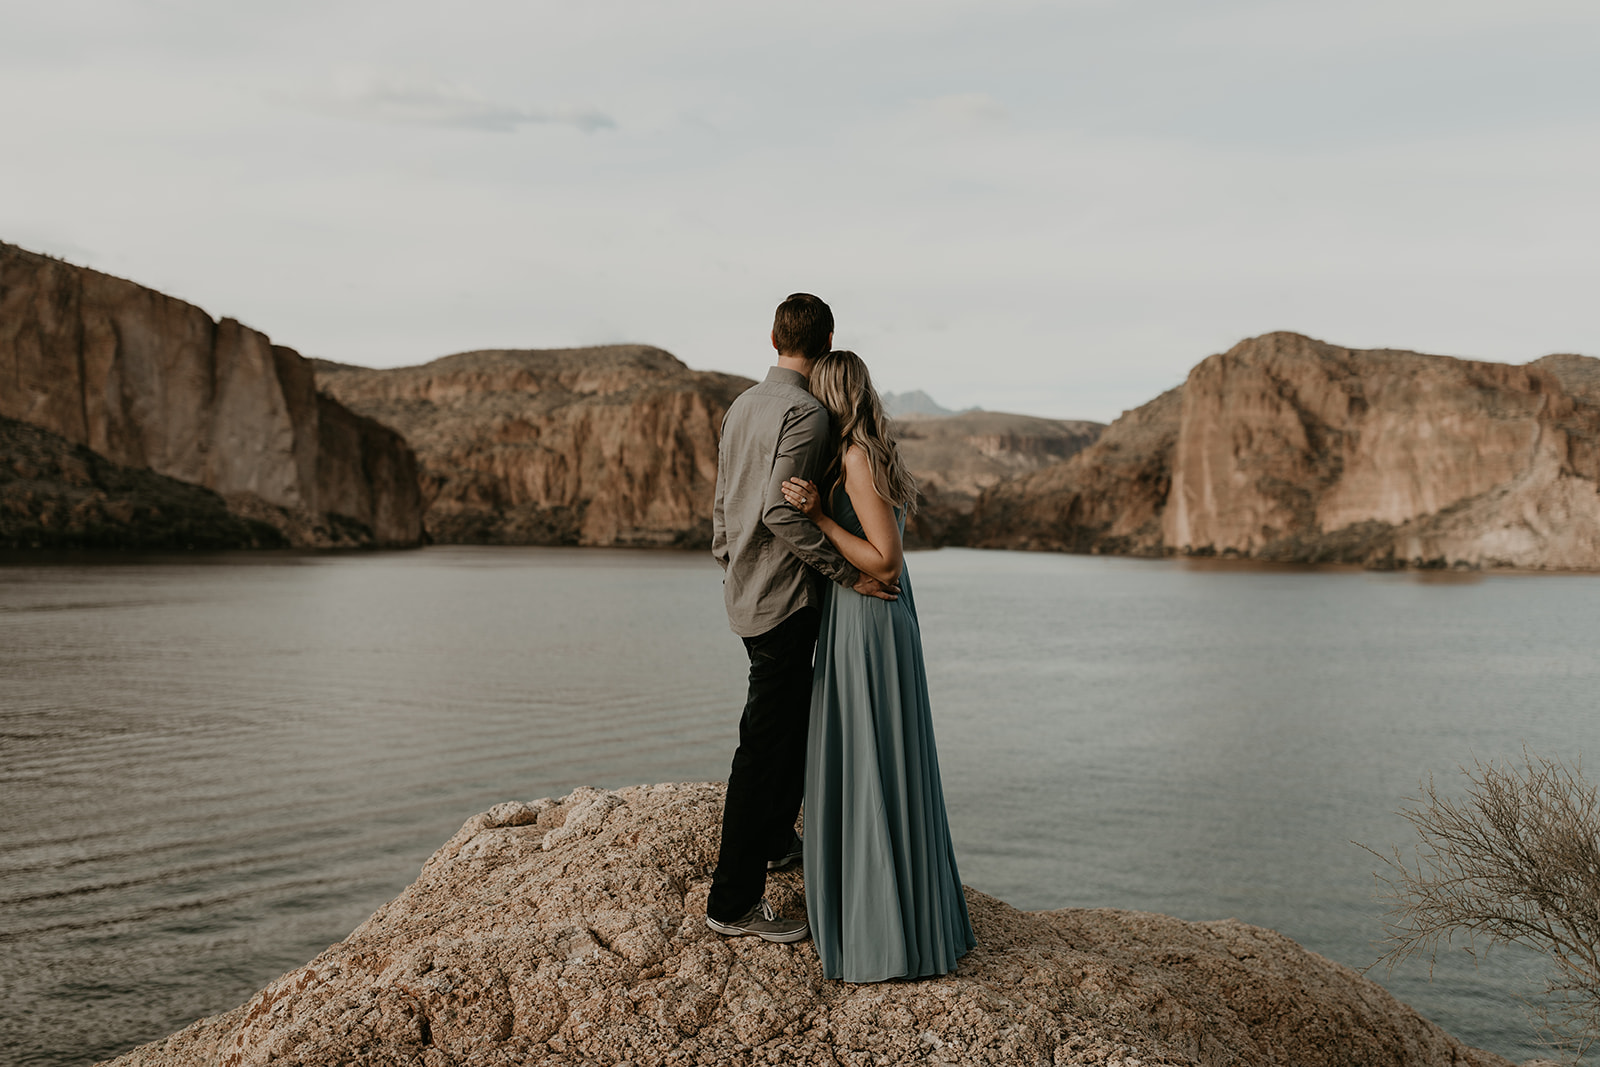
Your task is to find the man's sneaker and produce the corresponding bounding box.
[705,898,809,943]
[767,834,804,871]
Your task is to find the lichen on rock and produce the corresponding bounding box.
[103,782,1512,1067]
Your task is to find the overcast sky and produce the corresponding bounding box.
[3,1,1598,422]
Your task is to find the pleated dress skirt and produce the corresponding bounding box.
[803,507,976,982]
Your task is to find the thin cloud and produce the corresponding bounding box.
[924,93,1009,129]
[291,71,615,133]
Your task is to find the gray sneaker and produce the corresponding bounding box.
[705,898,809,943]
[767,833,803,871]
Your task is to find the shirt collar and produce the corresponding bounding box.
[765,366,810,390]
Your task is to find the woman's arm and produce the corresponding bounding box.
[781,446,904,584]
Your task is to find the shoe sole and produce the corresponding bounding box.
[704,916,810,943]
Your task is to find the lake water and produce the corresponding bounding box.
[1,546,1595,1066]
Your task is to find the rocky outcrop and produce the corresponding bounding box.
[314,350,751,547]
[972,387,1183,556]
[0,243,424,548]
[893,412,1103,546]
[974,333,1600,569]
[1163,333,1600,568]
[1,415,288,549]
[105,782,1509,1067]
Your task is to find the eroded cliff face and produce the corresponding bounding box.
[104,783,1510,1067]
[1163,333,1600,568]
[893,411,1103,546]
[314,349,751,548]
[0,243,424,547]
[973,333,1600,569]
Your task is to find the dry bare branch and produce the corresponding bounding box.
[1364,751,1600,1059]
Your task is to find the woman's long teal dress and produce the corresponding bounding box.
[803,483,976,982]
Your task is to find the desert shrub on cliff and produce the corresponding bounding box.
[1370,752,1600,1058]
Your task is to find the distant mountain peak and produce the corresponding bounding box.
[881,389,979,418]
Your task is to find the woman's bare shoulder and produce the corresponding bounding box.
[842,444,872,477]
[841,444,895,510]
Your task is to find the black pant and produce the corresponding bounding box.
[707,606,819,922]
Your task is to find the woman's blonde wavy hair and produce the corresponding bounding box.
[809,350,918,514]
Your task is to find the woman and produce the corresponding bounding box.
[781,349,976,983]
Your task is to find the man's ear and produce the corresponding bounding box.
[827,331,834,350]
[771,330,781,354]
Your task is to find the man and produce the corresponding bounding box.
[706,293,898,942]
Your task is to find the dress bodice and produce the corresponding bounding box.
[827,481,906,542]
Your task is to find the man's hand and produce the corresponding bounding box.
[853,572,900,601]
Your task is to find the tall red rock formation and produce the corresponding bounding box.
[1164,333,1600,567]
[313,349,752,547]
[974,333,1600,570]
[0,243,424,548]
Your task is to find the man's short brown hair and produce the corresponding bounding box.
[772,293,834,361]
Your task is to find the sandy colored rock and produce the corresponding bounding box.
[1163,333,1600,568]
[314,350,751,548]
[0,243,424,547]
[892,412,1103,547]
[105,783,1510,1067]
[973,333,1600,569]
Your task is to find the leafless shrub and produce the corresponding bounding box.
[1366,752,1600,1058]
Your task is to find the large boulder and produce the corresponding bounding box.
[106,782,1509,1067]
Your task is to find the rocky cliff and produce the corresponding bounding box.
[105,782,1509,1067]
[975,333,1600,569]
[312,346,1102,551]
[972,387,1184,556]
[893,412,1103,546]
[1,415,288,550]
[0,243,424,548]
[314,349,751,547]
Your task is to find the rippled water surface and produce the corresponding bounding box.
[2,547,1595,1065]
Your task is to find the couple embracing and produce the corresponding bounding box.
[706,292,977,983]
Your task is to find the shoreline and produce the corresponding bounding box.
[8,540,1600,579]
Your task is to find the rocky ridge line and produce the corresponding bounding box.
[314,353,1099,550]
[313,349,749,548]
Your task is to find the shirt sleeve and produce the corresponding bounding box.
[710,428,730,572]
[761,404,859,586]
